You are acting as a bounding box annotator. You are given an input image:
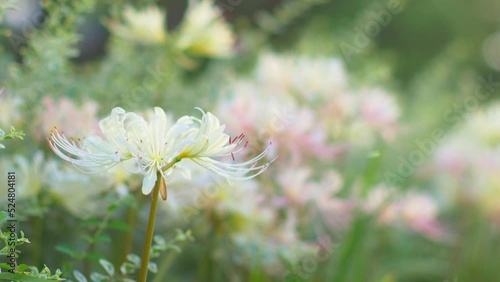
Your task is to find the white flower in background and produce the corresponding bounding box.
[176,0,235,57]
[232,211,317,276]
[200,179,273,234]
[45,160,111,217]
[0,152,47,200]
[110,5,167,44]
[428,104,500,222]
[0,152,109,218]
[255,53,348,100]
[49,107,272,198]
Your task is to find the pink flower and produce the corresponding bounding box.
[367,187,445,240]
[359,88,400,142]
[36,97,100,140]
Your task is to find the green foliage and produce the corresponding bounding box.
[56,195,136,262]
[0,265,64,281]
[0,229,30,257]
[69,230,194,282]
[0,126,24,149]
[0,212,64,281]
[256,0,328,34]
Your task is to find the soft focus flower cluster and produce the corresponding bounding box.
[109,0,235,60]
[216,53,400,164]
[34,97,100,140]
[428,104,500,223]
[366,185,444,240]
[149,53,443,269]
[0,152,111,217]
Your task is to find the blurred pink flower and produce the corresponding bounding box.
[276,168,343,206]
[433,146,468,175]
[277,108,347,165]
[368,187,445,240]
[35,97,100,140]
[217,94,344,165]
[359,88,400,142]
[396,192,444,239]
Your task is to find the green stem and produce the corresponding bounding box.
[138,172,162,282]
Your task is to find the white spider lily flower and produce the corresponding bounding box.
[49,107,273,200]
[125,107,196,195]
[174,108,273,181]
[110,5,167,45]
[48,107,135,173]
[176,0,235,58]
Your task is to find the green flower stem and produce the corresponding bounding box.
[138,160,179,282]
[138,172,163,282]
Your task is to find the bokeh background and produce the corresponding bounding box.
[1,0,500,281]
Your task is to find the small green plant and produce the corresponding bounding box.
[0,211,64,281]
[0,126,24,149]
[70,230,194,282]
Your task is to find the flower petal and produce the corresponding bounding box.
[142,169,157,195]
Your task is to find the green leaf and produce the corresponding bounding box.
[0,263,12,270]
[98,259,115,276]
[147,262,158,273]
[107,203,118,213]
[165,244,182,253]
[89,272,108,282]
[81,218,101,227]
[82,235,95,243]
[54,269,63,278]
[73,270,88,282]
[56,244,79,258]
[28,265,39,276]
[83,252,105,261]
[107,220,131,231]
[0,211,8,226]
[17,264,31,272]
[119,262,136,275]
[0,272,62,281]
[126,254,141,266]
[153,235,166,247]
[95,233,111,243]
